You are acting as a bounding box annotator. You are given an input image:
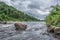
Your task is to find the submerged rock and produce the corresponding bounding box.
[14,23,27,30]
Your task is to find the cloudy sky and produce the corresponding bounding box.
[0,0,60,20]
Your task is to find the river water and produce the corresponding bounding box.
[0,22,57,40]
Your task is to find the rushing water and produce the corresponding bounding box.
[0,22,57,40]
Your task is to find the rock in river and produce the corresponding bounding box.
[0,21,7,24]
[54,27,60,38]
[14,23,27,30]
[47,25,55,33]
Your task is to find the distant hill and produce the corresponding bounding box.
[0,2,40,21]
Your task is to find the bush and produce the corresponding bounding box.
[46,4,60,27]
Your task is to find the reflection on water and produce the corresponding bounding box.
[0,22,57,40]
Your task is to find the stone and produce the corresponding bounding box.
[54,27,60,34]
[54,27,60,38]
[47,25,55,33]
[0,21,7,24]
[14,23,27,30]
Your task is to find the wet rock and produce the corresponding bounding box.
[0,21,7,24]
[14,23,27,30]
[54,27,60,38]
[54,34,60,38]
[47,25,55,33]
[54,27,60,34]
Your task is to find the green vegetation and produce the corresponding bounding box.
[0,2,40,21]
[46,4,60,27]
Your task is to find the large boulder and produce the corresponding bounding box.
[54,27,60,34]
[47,25,55,33]
[54,27,60,38]
[14,23,27,30]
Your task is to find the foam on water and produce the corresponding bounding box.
[0,22,57,40]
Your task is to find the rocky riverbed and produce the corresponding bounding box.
[0,22,58,40]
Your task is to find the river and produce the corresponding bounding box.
[0,22,57,40]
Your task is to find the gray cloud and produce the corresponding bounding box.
[28,4,40,9]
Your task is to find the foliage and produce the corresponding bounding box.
[46,4,60,27]
[0,2,40,21]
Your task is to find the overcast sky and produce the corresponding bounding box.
[0,0,60,20]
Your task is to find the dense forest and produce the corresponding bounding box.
[0,2,40,21]
[46,4,60,27]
